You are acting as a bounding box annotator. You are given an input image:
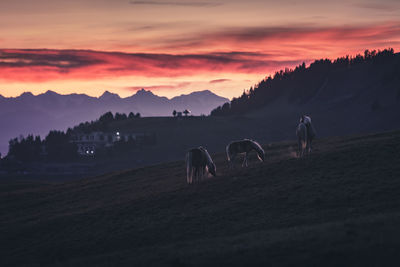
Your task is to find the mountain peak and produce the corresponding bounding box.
[99,90,120,100]
[19,92,34,98]
[134,88,155,97]
[172,90,229,102]
[187,90,214,96]
[44,90,57,95]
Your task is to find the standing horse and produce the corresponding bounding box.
[186,146,216,184]
[300,115,316,154]
[296,122,308,157]
[226,139,265,168]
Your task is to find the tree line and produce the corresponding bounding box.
[7,131,77,162]
[73,111,141,133]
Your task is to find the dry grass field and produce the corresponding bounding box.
[1,130,400,266]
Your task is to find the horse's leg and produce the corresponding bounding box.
[297,137,300,158]
[186,165,190,184]
[187,166,191,184]
[305,129,310,156]
[188,165,193,184]
[242,153,248,167]
[229,153,236,169]
[188,166,192,184]
[306,139,310,155]
[198,166,202,182]
[199,166,204,181]
[200,166,204,182]
[299,139,306,158]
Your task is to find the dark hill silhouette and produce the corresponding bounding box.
[212,49,400,117]
[1,130,400,266]
[0,90,228,155]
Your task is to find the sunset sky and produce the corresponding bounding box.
[1,0,400,99]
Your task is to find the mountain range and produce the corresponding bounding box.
[0,89,229,155]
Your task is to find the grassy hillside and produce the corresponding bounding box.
[1,130,400,266]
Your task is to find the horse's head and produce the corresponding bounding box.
[208,163,216,177]
[302,115,311,125]
[258,151,265,162]
[249,140,265,162]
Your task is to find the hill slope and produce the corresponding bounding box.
[1,130,400,266]
[212,49,400,117]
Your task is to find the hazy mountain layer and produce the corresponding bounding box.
[0,89,229,155]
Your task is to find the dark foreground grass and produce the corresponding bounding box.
[1,131,400,266]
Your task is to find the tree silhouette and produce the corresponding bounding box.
[7,131,78,162]
[115,112,127,120]
[7,135,42,162]
[45,131,77,161]
[99,111,114,123]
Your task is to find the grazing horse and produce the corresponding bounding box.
[226,139,265,168]
[186,146,216,184]
[297,115,316,156]
[296,122,308,157]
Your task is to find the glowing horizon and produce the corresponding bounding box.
[1,0,400,99]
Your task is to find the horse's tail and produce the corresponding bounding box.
[186,151,193,184]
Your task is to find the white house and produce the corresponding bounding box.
[70,131,144,156]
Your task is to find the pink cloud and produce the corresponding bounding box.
[0,49,303,82]
[157,21,400,57]
[209,78,231,84]
[1,21,399,84]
